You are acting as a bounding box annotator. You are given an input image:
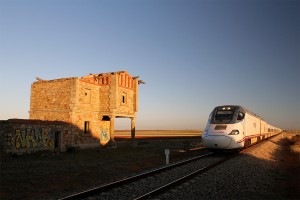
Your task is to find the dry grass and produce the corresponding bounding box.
[285,131,300,153]
[115,130,202,138]
[290,134,300,153]
[0,138,203,200]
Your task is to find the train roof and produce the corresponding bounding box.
[214,105,281,130]
[217,105,264,120]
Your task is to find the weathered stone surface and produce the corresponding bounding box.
[0,71,140,154]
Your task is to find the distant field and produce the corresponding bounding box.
[286,130,300,134]
[115,130,202,138]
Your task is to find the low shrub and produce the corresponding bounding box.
[66,146,80,153]
[290,135,300,153]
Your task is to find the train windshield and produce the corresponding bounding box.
[214,106,236,123]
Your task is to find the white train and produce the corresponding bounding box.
[202,105,282,149]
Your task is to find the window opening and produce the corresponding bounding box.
[121,93,127,105]
[83,88,91,104]
[84,121,90,134]
[102,116,110,121]
[54,131,60,149]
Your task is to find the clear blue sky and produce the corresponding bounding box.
[0,0,299,130]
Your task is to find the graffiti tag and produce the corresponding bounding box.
[11,128,54,149]
[100,127,110,145]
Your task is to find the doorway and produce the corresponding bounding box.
[54,131,61,150]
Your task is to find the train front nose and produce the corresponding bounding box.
[203,135,232,149]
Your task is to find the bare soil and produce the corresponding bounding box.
[0,137,204,200]
[277,133,300,199]
[0,133,299,200]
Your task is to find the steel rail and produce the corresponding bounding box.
[59,151,214,200]
[134,154,233,200]
[134,133,281,200]
[60,133,281,200]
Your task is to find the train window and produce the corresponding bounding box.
[215,110,234,123]
[237,112,245,121]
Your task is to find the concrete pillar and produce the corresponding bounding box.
[131,117,136,141]
[109,115,115,142]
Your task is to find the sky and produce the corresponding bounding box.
[0,0,299,130]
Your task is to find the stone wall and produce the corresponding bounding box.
[30,71,138,120]
[99,86,110,112]
[0,119,101,154]
[30,78,76,121]
[116,72,138,116]
[72,80,102,139]
[28,70,139,147]
[118,87,136,116]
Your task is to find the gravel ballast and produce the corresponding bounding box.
[159,134,300,200]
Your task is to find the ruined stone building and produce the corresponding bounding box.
[29,71,140,147]
[0,70,142,154]
[0,71,143,153]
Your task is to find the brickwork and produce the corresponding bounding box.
[30,78,76,121]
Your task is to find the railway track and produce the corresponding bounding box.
[60,134,279,200]
[134,139,268,200]
[60,151,216,200]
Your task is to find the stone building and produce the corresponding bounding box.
[0,119,85,154]
[29,70,141,148]
[0,70,142,154]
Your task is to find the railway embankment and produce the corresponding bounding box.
[159,133,300,200]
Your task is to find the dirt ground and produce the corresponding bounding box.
[0,137,205,200]
[277,133,300,199]
[0,133,299,200]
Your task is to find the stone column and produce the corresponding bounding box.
[109,115,115,142]
[133,78,139,112]
[131,117,136,141]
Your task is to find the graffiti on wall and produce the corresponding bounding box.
[11,128,54,149]
[100,127,110,145]
[99,121,110,145]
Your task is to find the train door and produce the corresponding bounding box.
[237,110,246,143]
[238,111,246,137]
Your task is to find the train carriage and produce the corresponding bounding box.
[202,105,282,149]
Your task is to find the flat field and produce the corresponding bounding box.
[0,130,203,200]
[115,130,202,138]
[1,130,299,200]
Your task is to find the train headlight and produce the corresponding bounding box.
[229,130,239,135]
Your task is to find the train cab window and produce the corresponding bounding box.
[212,106,238,124]
[237,112,245,121]
[215,110,234,123]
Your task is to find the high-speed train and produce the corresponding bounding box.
[202,105,282,149]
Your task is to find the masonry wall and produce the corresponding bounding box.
[99,86,110,112]
[71,80,103,139]
[117,87,135,116]
[0,119,101,154]
[30,78,76,122]
[27,70,139,149]
[114,73,138,117]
